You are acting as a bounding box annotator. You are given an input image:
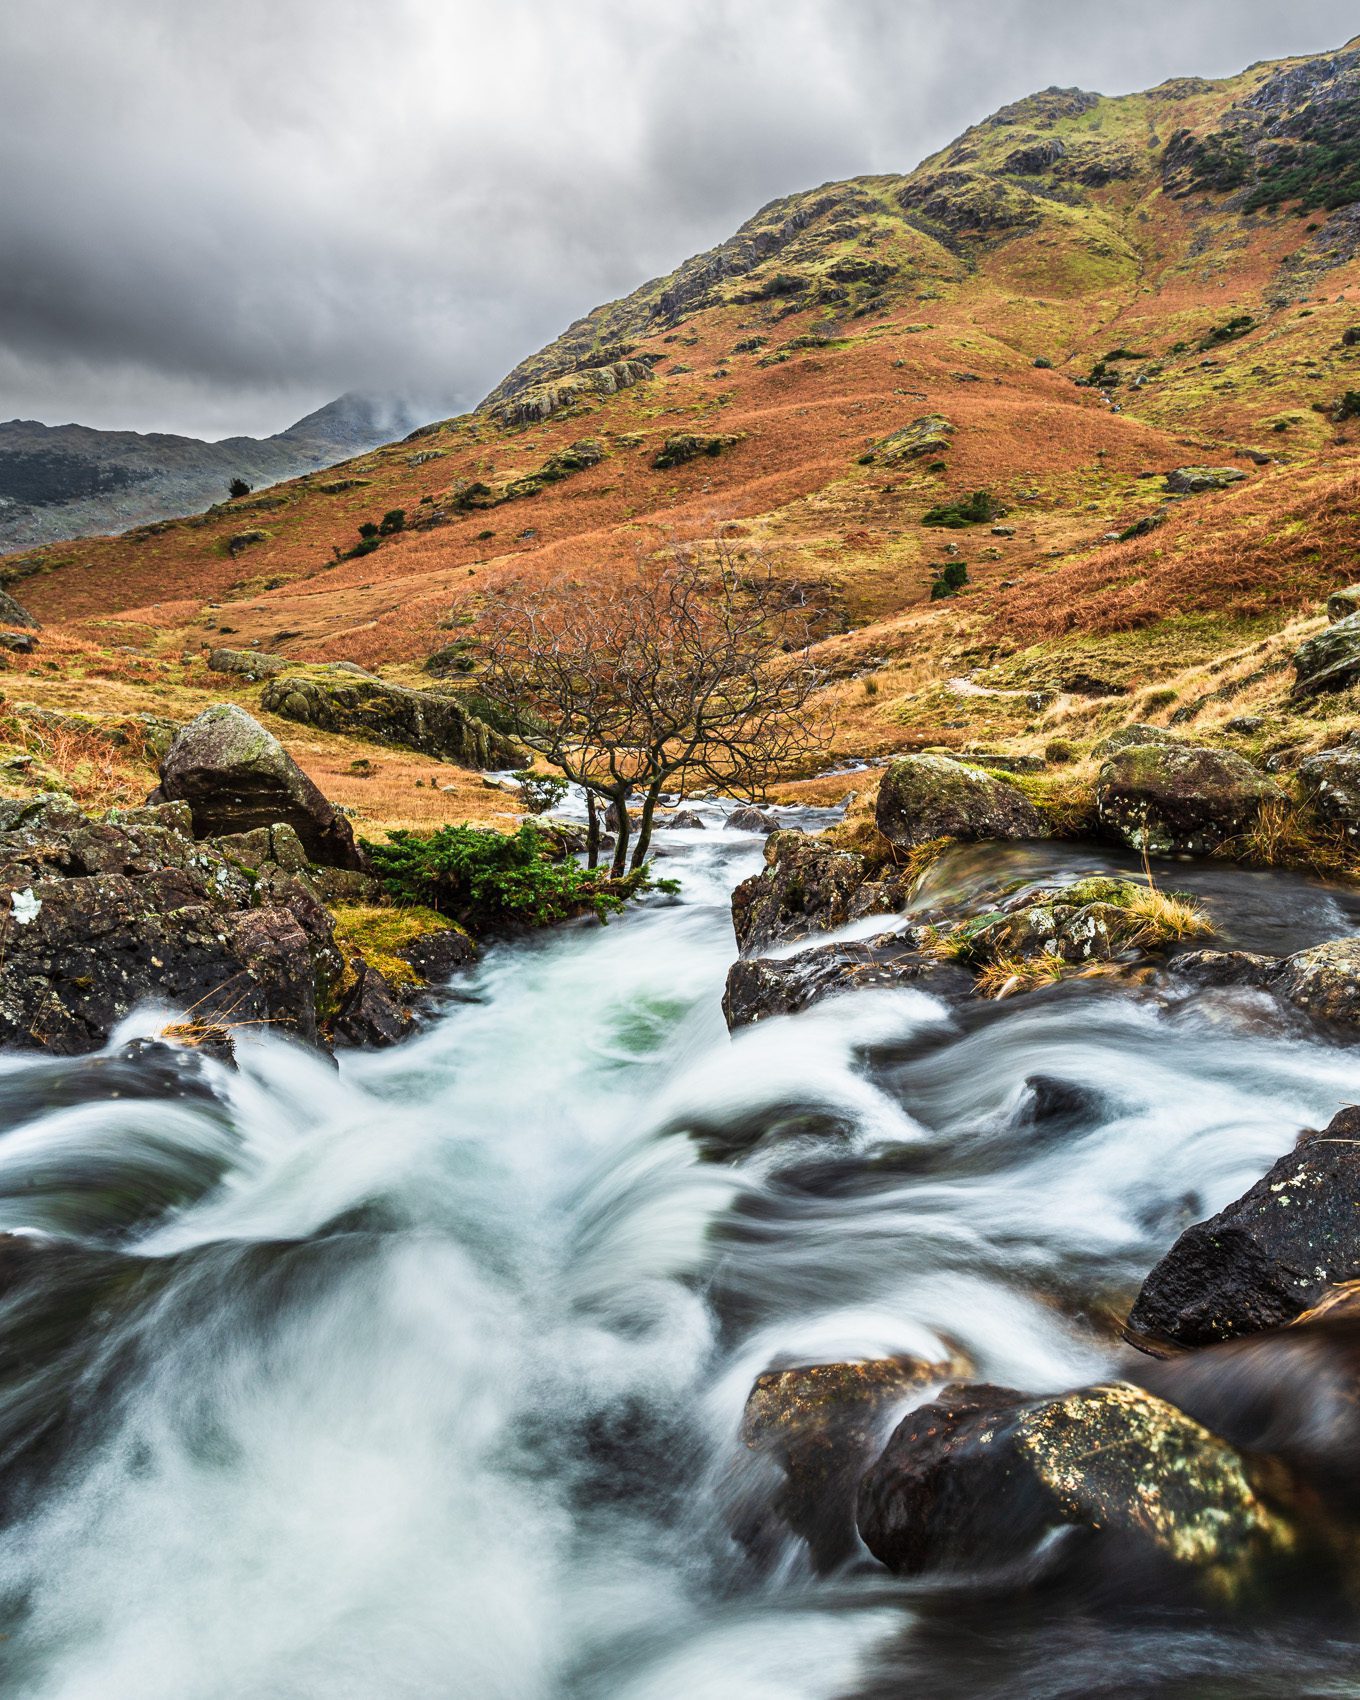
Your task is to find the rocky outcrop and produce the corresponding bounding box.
[1175,939,1360,1033]
[1095,736,1282,856]
[0,586,38,629]
[1164,467,1248,494]
[1326,586,1360,622]
[741,1356,952,1569]
[875,754,1046,852]
[156,703,365,869]
[857,1379,1296,1602]
[260,671,524,770]
[723,930,966,1028]
[1292,612,1360,698]
[1299,745,1360,843]
[651,432,741,470]
[486,359,654,429]
[1128,1105,1360,1349]
[858,415,954,466]
[729,831,908,954]
[208,646,286,680]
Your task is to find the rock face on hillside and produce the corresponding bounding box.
[1128,1105,1360,1348]
[1293,612,1360,698]
[260,671,525,770]
[0,587,38,629]
[875,754,1046,852]
[1095,737,1282,855]
[155,703,365,869]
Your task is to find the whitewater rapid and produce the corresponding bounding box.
[0,809,1357,1697]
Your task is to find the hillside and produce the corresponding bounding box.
[4,34,1360,832]
[0,392,426,553]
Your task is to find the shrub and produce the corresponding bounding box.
[513,769,569,814]
[364,824,669,932]
[228,477,252,499]
[929,560,970,599]
[379,508,407,534]
[1333,391,1360,423]
[358,521,380,540]
[922,490,1006,529]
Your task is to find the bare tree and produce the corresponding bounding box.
[474,532,823,876]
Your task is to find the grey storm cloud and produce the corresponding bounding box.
[1,0,1357,438]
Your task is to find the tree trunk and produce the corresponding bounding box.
[629,780,666,872]
[585,788,601,870]
[609,793,631,878]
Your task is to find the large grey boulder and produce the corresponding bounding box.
[1293,612,1360,699]
[261,670,525,769]
[1299,745,1360,843]
[1164,466,1247,494]
[0,586,38,629]
[156,703,364,869]
[1095,737,1282,856]
[875,754,1045,852]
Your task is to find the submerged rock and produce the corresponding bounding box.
[1127,1104,1360,1349]
[157,703,365,870]
[1292,612,1360,699]
[1095,737,1282,856]
[875,754,1045,852]
[857,1379,1297,1602]
[741,1356,951,1570]
[261,670,525,769]
[730,831,908,954]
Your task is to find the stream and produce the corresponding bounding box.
[0,805,1358,1697]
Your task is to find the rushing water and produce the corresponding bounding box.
[0,808,1358,1698]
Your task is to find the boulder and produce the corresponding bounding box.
[207,646,287,680]
[1175,939,1360,1033]
[665,809,706,830]
[1164,467,1248,494]
[1326,586,1360,623]
[727,805,780,834]
[875,754,1045,853]
[398,925,477,985]
[730,831,908,954]
[858,415,954,466]
[0,632,37,654]
[857,1379,1295,1602]
[260,670,525,769]
[0,799,346,1053]
[1299,746,1360,843]
[156,703,364,870]
[330,960,411,1048]
[0,586,38,629]
[1128,1105,1360,1349]
[741,1357,951,1570]
[723,931,966,1028]
[1095,737,1282,856]
[651,432,741,470]
[1292,612,1360,699]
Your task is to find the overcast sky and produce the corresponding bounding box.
[1,0,1356,441]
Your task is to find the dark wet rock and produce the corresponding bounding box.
[727,805,779,834]
[1298,746,1360,843]
[1020,1074,1106,1134]
[858,1379,1295,1601]
[741,1357,951,1570]
[330,960,412,1048]
[1164,466,1248,494]
[665,809,706,830]
[1175,939,1360,1033]
[875,754,1045,853]
[1292,612,1360,699]
[730,831,909,954]
[1128,1105,1360,1349]
[156,703,365,870]
[261,670,525,769]
[723,930,967,1028]
[0,794,349,1055]
[207,646,286,680]
[398,925,477,985]
[1095,737,1282,856]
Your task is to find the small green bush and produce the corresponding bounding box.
[379,508,407,534]
[364,824,664,932]
[513,769,569,814]
[1333,390,1360,423]
[922,490,1006,529]
[228,476,252,499]
[358,521,380,540]
[929,560,970,599]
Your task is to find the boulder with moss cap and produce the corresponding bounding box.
[875,753,1046,852]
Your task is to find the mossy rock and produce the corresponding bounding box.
[1096,739,1283,857]
[652,432,742,470]
[260,670,526,769]
[858,414,954,467]
[876,754,1047,851]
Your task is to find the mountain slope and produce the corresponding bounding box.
[0,393,425,553]
[4,33,1360,805]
